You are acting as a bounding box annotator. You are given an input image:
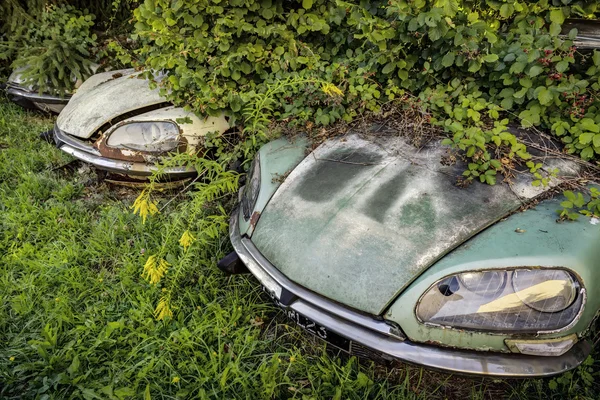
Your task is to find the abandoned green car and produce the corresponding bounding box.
[220,128,600,377]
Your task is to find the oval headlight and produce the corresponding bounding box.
[459,270,507,297]
[512,269,576,313]
[416,268,582,333]
[106,121,180,153]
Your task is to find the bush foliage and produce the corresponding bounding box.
[0,0,137,92]
[126,0,600,185]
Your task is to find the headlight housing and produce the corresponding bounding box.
[416,268,583,333]
[241,154,261,220]
[106,121,180,153]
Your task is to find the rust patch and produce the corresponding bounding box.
[95,133,146,162]
[250,211,261,228]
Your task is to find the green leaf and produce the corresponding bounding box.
[593,51,600,67]
[441,138,453,145]
[499,4,514,18]
[549,9,565,25]
[509,61,526,74]
[67,355,80,376]
[581,146,595,159]
[144,384,151,400]
[261,8,274,19]
[302,0,313,9]
[549,22,561,37]
[528,65,543,77]
[519,109,540,127]
[501,98,514,109]
[561,200,573,208]
[579,132,595,145]
[114,388,136,400]
[594,134,600,148]
[441,52,456,67]
[485,174,496,185]
[483,54,499,63]
[580,118,599,133]
[568,28,578,40]
[537,87,553,105]
[564,191,576,202]
[382,62,396,74]
[556,60,569,73]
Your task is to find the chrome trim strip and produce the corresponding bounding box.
[229,208,592,377]
[6,86,70,104]
[54,126,196,177]
[54,125,102,156]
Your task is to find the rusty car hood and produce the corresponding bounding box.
[56,69,166,139]
[250,132,580,315]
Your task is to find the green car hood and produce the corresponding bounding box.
[251,133,581,315]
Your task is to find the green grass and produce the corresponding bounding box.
[0,96,599,399]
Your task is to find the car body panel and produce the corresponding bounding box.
[229,205,593,376]
[250,132,581,315]
[384,192,600,352]
[95,106,230,163]
[56,69,165,139]
[238,136,310,236]
[52,68,232,178]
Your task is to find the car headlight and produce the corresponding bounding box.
[106,121,180,153]
[416,268,583,332]
[241,153,261,220]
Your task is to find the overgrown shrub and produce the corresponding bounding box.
[0,0,138,91]
[128,0,599,185]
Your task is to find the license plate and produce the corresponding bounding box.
[263,286,350,352]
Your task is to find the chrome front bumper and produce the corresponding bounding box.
[229,207,592,377]
[6,84,69,113]
[6,85,69,104]
[53,125,196,178]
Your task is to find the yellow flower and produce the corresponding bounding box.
[172,376,180,383]
[142,255,170,285]
[179,230,196,250]
[154,296,173,320]
[9,357,15,362]
[289,356,296,363]
[132,189,159,224]
[321,82,343,97]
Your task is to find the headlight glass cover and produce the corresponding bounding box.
[416,269,583,332]
[106,121,180,153]
[241,154,261,220]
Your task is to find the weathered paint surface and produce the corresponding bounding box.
[385,192,600,351]
[57,69,165,139]
[250,132,581,315]
[238,136,310,236]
